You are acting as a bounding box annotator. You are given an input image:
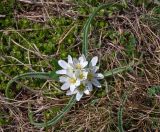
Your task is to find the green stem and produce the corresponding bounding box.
[28,95,76,127]
[5,72,51,98]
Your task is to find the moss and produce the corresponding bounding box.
[0,7,81,93]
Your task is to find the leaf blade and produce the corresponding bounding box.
[5,72,51,98]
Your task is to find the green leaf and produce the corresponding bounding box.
[28,95,76,127]
[49,71,59,81]
[103,61,134,77]
[51,58,60,70]
[82,3,124,57]
[118,94,127,132]
[5,72,51,98]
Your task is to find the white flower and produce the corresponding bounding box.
[75,70,88,81]
[56,54,88,75]
[66,82,90,101]
[86,56,104,91]
[59,73,80,92]
[56,55,74,75]
[72,54,88,70]
[56,55,104,101]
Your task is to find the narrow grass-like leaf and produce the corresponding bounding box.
[82,3,123,57]
[118,94,127,132]
[5,72,51,98]
[28,95,76,127]
[118,105,124,132]
[49,71,59,81]
[104,61,134,77]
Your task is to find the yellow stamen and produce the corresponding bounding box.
[78,84,85,92]
[76,63,82,69]
[79,73,84,80]
[69,78,76,84]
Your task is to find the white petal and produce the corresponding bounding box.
[76,92,83,101]
[58,60,69,69]
[70,85,76,92]
[79,54,86,62]
[61,82,70,90]
[75,80,80,87]
[66,90,72,96]
[96,73,104,79]
[81,61,88,68]
[68,55,73,64]
[59,76,68,82]
[66,89,78,95]
[92,66,99,72]
[84,89,90,95]
[92,79,101,88]
[56,70,67,75]
[83,71,88,78]
[66,71,74,78]
[66,68,74,75]
[87,82,93,91]
[73,58,78,64]
[90,56,98,67]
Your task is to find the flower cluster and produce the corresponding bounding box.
[56,54,104,101]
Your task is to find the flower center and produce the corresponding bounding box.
[69,78,76,84]
[76,63,82,69]
[67,68,73,73]
[78,84,85,92]
[79,73,84,80]
[87,72,94,81]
